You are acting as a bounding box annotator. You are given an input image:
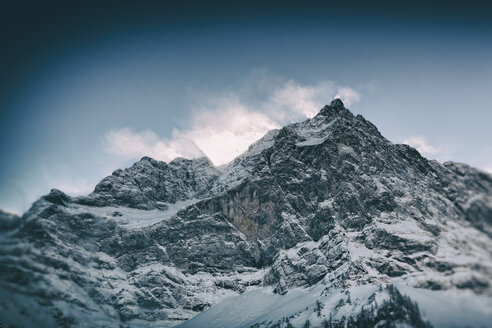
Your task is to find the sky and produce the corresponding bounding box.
[1,1,492,214]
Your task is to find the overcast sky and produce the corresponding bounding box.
[1,1,492,214]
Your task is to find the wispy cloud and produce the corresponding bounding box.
[403,136,439,156]
[183,97,281,164]
[402,137,492,175]
[268,80,335,119]
[104,128,205,162]
[104,98,280,165]
[104,75,361,165]
[334,87,361,106]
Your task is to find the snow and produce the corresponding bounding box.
[243,129,279,157]
[178,286,322,328]
[346,239,376,262]
[179,280,492,328]
[212,114,339,190]
[178,284,389,328]
[212,130,279,193]
[318,199,334,210]
[337,143,356,157]
[295,117,338,147]
[394,283,492,328]
[66,198,199,228]
[375,219,435,243]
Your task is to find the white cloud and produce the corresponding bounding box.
[183,97,280,164]
[104,99,279,165]
[104,128,205,162]
[268,81,360,120]
[269,80,332,119]
[104,76,361,166]
[334,87,361,106]
[403,136,439,156]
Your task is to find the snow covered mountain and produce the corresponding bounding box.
[1,99,491,328]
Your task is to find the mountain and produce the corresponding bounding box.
[1,99,491,328]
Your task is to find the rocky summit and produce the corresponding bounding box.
[1,99,491,328]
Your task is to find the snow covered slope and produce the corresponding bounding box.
[1,99,491,328]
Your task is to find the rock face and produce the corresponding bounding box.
[1,99,491,328]
[80,156,220,210]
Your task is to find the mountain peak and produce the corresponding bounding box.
[170,156,213,166]
[329,98,345,108]
[318,98,351,118]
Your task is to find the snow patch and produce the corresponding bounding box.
[66,198,199,228]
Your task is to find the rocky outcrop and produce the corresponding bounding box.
[79,156,219,210]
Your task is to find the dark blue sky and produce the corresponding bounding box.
[1,1,492,213]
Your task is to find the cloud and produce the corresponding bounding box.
[402,136,439,156]
[104,75,361,165]
[334,87,361,106]
[104,99,280,165]
[268,80,360,120]
[184,97,281,164]
[104,128,205,162]
[268,80,332,119]
[402,138,492,174]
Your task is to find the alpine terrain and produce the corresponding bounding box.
[1,99,491,328]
